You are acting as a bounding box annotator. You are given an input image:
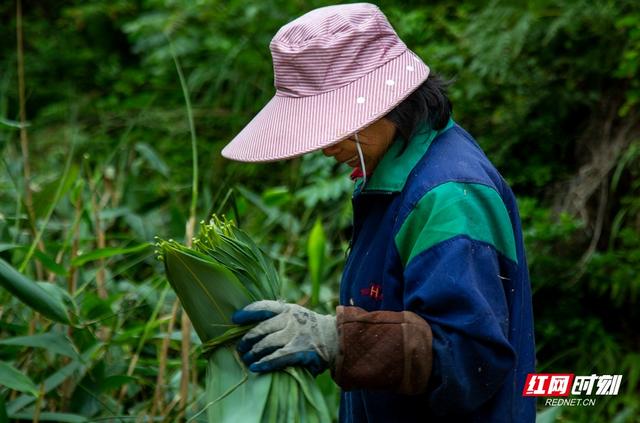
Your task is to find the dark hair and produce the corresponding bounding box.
[384,73,452,145]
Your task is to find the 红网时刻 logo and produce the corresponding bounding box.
[522,373,622,407]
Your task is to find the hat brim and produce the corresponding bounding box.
[221,49,429,162]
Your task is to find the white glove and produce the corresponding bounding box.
[232,300,337,375]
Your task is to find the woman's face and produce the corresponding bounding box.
[321,118,396,173]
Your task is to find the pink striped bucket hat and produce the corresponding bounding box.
[221,3,430,162]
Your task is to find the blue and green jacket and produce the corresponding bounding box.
[338,120,536,422]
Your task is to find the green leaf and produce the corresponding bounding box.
[236,185,301,234]
[36,282,76,317]
[536,406,562,423]
[0,244,20,253]
[0,333,78,358]
[162,247,251,342]
[157,217,331,422]
[0,395,7,423]
[9,412,88,422]
[32,250,68,276]
[6,343,102,414]
[0,258,70,324]
[284,367,331,420]
[0,362,38,396]
[98,375,138,393]
[71,243,151,267]
[0,247,67,276]
[0,117,29,129]
[32,165,79,220]
[205,347,272,423]
[307,218,326,307]
[135,142,170,177]
[262,186,291,207]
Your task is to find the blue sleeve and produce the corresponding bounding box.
[402,235,516,415]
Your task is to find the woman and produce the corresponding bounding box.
[222,3,535,422]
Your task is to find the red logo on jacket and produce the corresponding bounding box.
[360,283,383,301]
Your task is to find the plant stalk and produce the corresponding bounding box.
[151,300,179,419]
[169,35,198,422]
[16,0,44,280]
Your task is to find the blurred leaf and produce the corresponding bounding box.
[295,176,352,208]
[0,362,38,396]
[71,243,151,267]
[0,395,7,423]
[0,258,70,324]
[307,218,326,307]
[32,165,79,220]
[135,142,170,177]
[0,244,20,253]
[0,333,78,358]
[36,282,77,318]
[236,185,300,234]
[536,406,562,423]
[0,117,29,129]
[611,406,638,423]
[262,186,291,207]
[8,412,87,423]
[6,343,102,415]
[0,246,67,276]
[98,375,138,393]
[32,250,68,276]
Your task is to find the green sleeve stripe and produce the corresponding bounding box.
[395,181,518,266]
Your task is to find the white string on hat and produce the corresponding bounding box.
[354,132,367,186]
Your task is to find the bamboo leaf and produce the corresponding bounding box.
[162,248,251,342]
[0,362,38,396]
[0,333,78,358]
[32,250,68,276]
[36,282,77,319]
[0,259,70,324]
[6,343,102,414]
[0,247,67,276]
[296,368,332,421]
[201,325,252,353]
[157,217,331,422]
[71,243,151,267]
[205,347,272,423]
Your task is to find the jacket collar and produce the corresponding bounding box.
[355,118,455,194]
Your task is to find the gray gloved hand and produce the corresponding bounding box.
[232,300,337,375]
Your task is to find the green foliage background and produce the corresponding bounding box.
[0,0,639,421]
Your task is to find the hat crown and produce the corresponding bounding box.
[270,3,406,97]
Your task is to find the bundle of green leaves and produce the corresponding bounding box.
[156,216,331,423]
